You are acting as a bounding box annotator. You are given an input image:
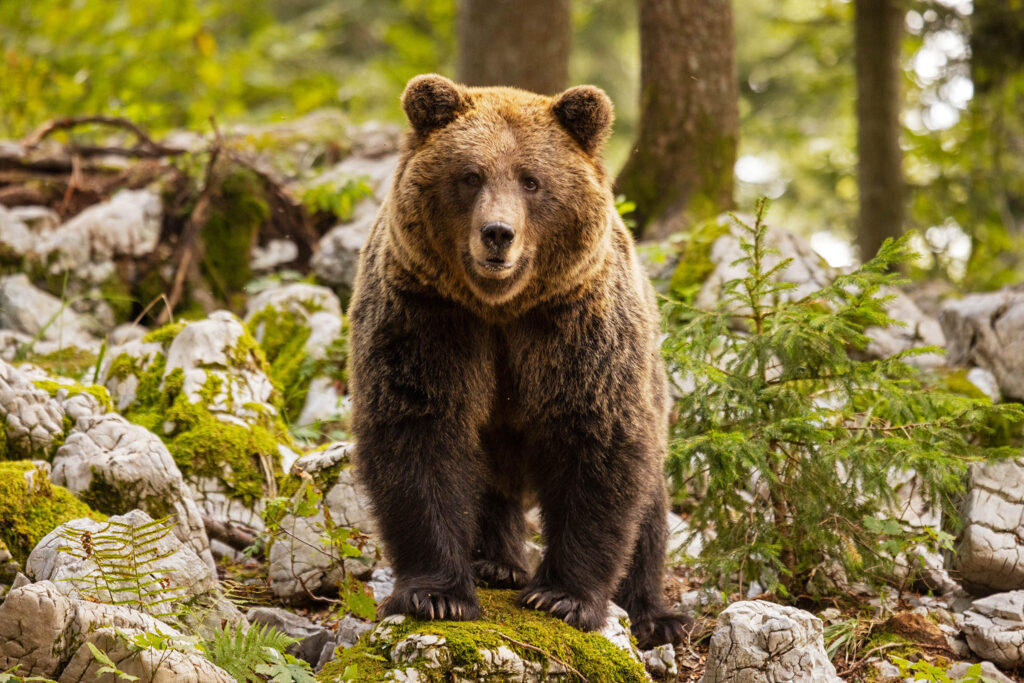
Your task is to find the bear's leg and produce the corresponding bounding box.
[360,420,484,622]
[472,489,529,589]
[518,440,646,632]
[614,486,692,648]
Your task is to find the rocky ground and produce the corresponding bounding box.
[2,114,1024,681]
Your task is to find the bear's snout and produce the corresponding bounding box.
[481,221,516,257]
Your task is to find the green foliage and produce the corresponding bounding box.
[262,474,377,620]
[892,657,1001,683]
[54,515,186,618]
[201,622,302,683]
[85,642,139,682]
[0,461,103,565]
[662,200,1024,596]
[201,168,270,305]
[255,649,318,683]
[302,177,373,222]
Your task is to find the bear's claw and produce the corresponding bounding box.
[381,584,480,622]
[518,586,606,632]
[631,612,692,649]
[473,559,529,589]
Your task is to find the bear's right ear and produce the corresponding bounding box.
[401,74,468,138]
[552,85,614,155]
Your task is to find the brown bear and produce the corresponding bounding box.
[348,74,687,648]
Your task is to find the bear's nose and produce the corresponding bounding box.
[480,222,515,253]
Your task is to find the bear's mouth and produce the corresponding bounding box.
[476,258,516,274]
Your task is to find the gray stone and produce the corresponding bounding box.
[962,590,1024,668]
[947,660,1015,683]
[312,210,375,289]
[641,644,677,679]
[956,458,1024,593]
[666,511,703,561]
[968,366,1002,403]
[50,413,214,569]
[0,358,74,458]
[0,274,98,349]
[26,510,217,615]
[247,606,335,665]
[700,600,841,683]
[940,289,1024,400]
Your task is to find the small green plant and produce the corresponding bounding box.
[262,473,377,620]
[55,516,186,618]
[615,193,637,230]
[663,199,1024,597]
[302,176,373,222]
[85,642,139,682]
[201,622,304,683]
[892,657,1001,683]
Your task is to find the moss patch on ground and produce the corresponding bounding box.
[32,379,113,413]
[21,347,98,379]
[0,460,105,565]
[320,589,649,682]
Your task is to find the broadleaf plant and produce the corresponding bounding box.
[663,199,1024,597]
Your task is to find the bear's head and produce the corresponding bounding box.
[388,74,616,312]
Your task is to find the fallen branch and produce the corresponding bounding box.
[202,515,259,553]
[22,115,187,158]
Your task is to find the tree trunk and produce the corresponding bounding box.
[854,0,904,261]
[615,0,738,240]
[456,0,570,95]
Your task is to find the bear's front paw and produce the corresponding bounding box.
[631,612,692,649]
[380,582,481,621]
[473,559,529,589]
[518,585,607,632]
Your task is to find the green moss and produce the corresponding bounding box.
[98,275,134,323]
[117,349,289,506]
[669,215,732,302]
[0,419,8,460]
[201,169,268,299]
[142,322,186,345]
[0,460,105,565]
[247,306,313,423]
[939,368,990,401]
[322,589,649,683]
[22,347,98,379]
[32,380,113,413]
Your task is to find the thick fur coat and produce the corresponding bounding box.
[348,74,687,647]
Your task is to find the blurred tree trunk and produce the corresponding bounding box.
[854,0,903,261]
[615,0,738,240]
[970,0,1024,234]
[456,0,570,95]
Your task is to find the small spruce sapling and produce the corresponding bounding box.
[662,199,1024,597]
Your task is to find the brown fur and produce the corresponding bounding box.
[348,74,688,647]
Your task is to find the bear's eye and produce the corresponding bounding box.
[522,176,540,192]
[461,172,482,188]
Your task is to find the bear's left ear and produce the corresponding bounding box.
[402,74,468,138]
[552,85,614,155]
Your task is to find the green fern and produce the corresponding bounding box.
[55,516,186,618]
[202,622,303,683]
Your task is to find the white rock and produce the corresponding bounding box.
[956,458,1024,592]
[244,282,343,320]
[251,238,299,271]
[33,189,162,284]
[968,366,1002,403]
[0,274,97,348]
[962,590,1024,668]
[312,211,375,289]
[0,358,69,457]
[26,509,217,615]
[108,322,148,346]
[642,643,678,679]
[50,413,214,570]
[940,289,1024,401]
[297,379,348,427]
[269,443,378,602]
[666,511,703,560]
[60,628,235,683]
[947,660,1015,683]
[700,600,841,683]
[95,338,164,410]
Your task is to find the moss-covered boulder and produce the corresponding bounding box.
[0,460,104,567]
[244,282,348,426]
[95,312,296,527]
[0,358,111,461]
[319,590,650,682]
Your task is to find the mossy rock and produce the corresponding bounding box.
[320,589,650,682]
[100,315,292,505]
[20,347,99,380]
[0,460,105,566]
[668,214,732,302]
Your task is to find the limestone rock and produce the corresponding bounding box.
[248,606,336,665]
[33,188,162,284]
[641,644,678,679]
[0,358,72,458]
[269,442,379,602]
[322,591,650,682]
[0,580,232,682]
[0,274,98,349]
[962,590,1024,668]
[956,458,1024,593]
[940,289,1024,401]
[701,600,841,683]
[26,509,217,615]
[312,208,375,290]
[50,413,214,569]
